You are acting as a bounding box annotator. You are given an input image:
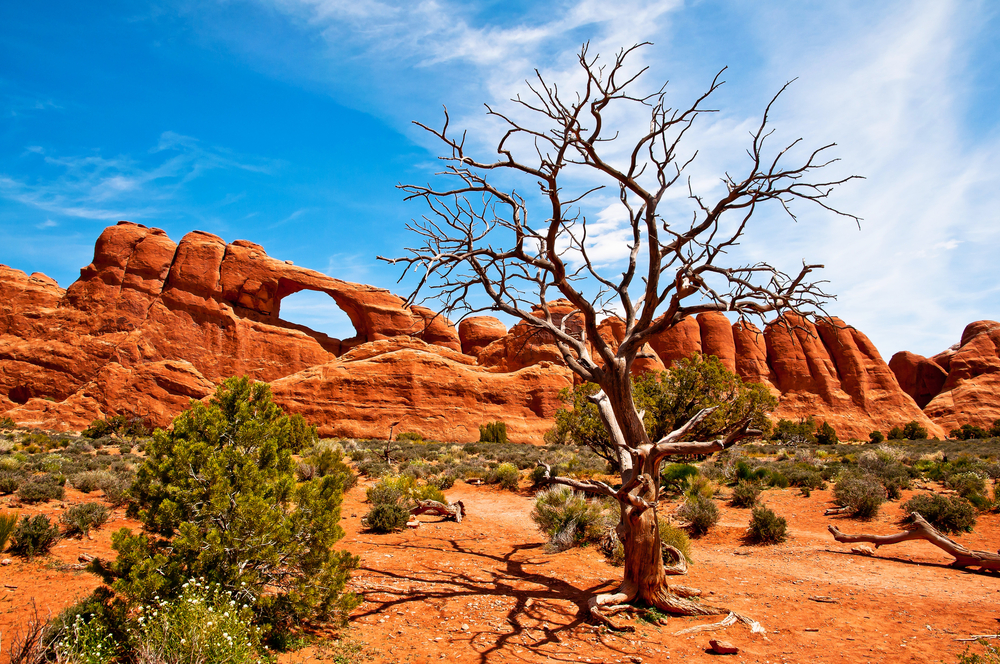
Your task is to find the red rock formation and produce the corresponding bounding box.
[762,315,942,439]
[732,320,779,397]
[647,315,701,368]
[408,306,462,352]
[1,222,986,443]
[476,300,582,372]
[0,222,476,433]
[270,338,573,443]
[888,351,948,409]
[458,316,507,357]
[697,312,737,373]
[594,317,665,375]
[922,321,1000,431]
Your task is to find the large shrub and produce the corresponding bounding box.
[62,503,110,538]
[746,505,787,545]
[677,494,719,536]
[92,377,358,640]
[530,486,616,552]
[903,494,977,533]
[815,421,838,445]
[478,421,509,444]
[770,417,817,445]
[833,472,885,519]
[9,514,59,557]
[903,420,928,440]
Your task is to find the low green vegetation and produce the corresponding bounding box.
[746,505,788,545]
[478,420,509,444]
[61,502,111,537]
[678,494,719,536]
[0,510,17,552]
[902,494,978,533]
[9,514,60,558]
[530,486,617,552]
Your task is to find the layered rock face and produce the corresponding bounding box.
[0,222,531,438]
[891,321,1000,432]
[0,222,983,442]
[270,338,571,442]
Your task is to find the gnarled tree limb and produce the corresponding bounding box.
[829,512,1000,571]
[411,499,466,523]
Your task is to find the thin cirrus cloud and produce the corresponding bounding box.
[0,131,277,223]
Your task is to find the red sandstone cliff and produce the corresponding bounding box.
[0,222,508,438]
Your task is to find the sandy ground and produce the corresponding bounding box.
[2,481,998,664]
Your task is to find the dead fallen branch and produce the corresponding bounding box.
[410,499,465,523]
[828,512,1000,571]
[674,611,765,635]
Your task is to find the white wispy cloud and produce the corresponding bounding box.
[0,132,278,222]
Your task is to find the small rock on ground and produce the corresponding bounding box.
[709,639,739,655]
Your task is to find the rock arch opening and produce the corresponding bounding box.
[275,287,359,355]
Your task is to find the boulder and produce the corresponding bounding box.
[647,315,701,368]
[923,321,1000,431]
[888,351,948,409]
[458,316,507,357]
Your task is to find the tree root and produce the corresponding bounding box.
[588,582,639,631]
[587,581,763,633]
[662,544,688,575]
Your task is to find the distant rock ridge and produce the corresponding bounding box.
[0,222,983,442]
[890,321,1000,432]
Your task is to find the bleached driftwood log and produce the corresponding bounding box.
[828,512,1000,571]
[410,499,465,523]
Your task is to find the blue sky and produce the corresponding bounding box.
[1,0,997,358]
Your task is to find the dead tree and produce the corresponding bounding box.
[381,43,858,629]
[829,513,1000,571]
